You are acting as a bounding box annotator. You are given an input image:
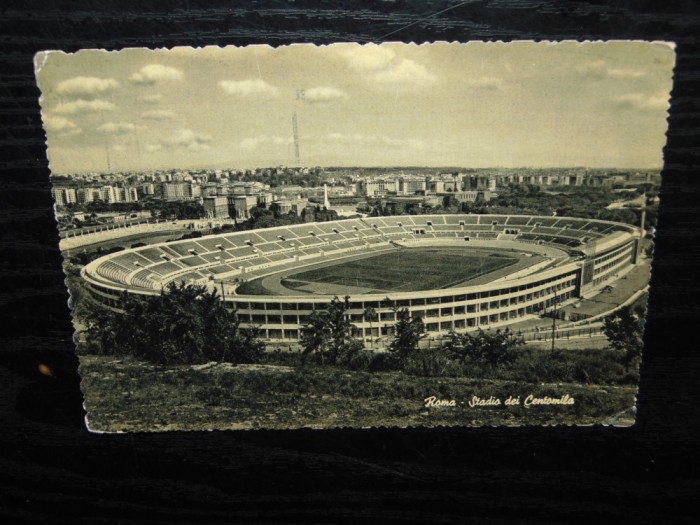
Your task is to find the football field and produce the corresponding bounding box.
[280,247,520,293]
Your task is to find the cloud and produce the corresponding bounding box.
[300,86,347,103]
[577,60,610,79]
[614,92,670,111]
[372,59,438,87]
[97,122,136,135]
[130,65,184,85]
[43,115,81,135]
[326,132,424,150]
[142,109,176,121]
[607,68,645,78]
[56,76,119,97]
[52,98,115,115]
[466,77,504,90]
[162,128,212,150]
[578,60,645,80]
[219,79,279,97]
[344,44,396,72]
[240,135,292,150]
[142,94,162,104]
[341,44,437,89]
[186,142,211,151]
[142,128,212,153]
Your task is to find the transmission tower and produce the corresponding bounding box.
[292,89,304,167]
[292,112,300,166]
[104,143,111,172]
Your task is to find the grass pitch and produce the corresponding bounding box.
[282,247,518,293]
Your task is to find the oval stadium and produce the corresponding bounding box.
[82,214,642,343]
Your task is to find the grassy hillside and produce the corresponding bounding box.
[80,355,637,432]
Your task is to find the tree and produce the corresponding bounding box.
[82,282,264,366]
[86,199,110,213]
[300,311,331,365]
[443,328,524,369]
[300,296,362,365]
[325,296,362,364]
[442,194,459,212]
[145,200,204,220]
[603,305,645,371]
[362,305,377,349]
[388,308,425,364]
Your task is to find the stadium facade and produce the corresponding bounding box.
[82,214,642,342]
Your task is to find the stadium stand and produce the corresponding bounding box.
[83,214,641,341]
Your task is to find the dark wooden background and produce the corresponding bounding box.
[1,1,699,523]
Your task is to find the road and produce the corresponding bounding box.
[606,194,646,210]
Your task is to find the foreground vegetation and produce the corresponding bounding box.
[80,354,637,432]
[72,282,642,431]
[76,282,643,383]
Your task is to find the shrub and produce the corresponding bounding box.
[502,348,634,386]
[260,349,305,367]
[367,352,400,372]
[508,351,575,383]
[444,328,524,369]
[345,350,376,371]
[403,348,464,377]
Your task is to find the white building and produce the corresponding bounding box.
[203,196,230,219]
[101,185,119,203]
[120,187,139,203]
[161,181,195,201]
[77,188,99,204]
[141,183,155,196]
[229,195,259,219]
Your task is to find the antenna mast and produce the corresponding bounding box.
[104,143,111,173]
[292,113,300,166]
[293,89,304,167]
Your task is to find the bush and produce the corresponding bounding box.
[344,350,376,371]
[403,348,464,377]
[366,352,399,372]
[508,351,575,383]
[288,341,637,388]
[570,349,637,385]
[502,348,635,385]
[260,349,305,367]
[444,328,524,368]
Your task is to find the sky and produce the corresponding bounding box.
[35,41,675,173]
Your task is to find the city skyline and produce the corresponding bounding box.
[36,41,675,173]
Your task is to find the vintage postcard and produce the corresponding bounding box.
[35,41,674,432]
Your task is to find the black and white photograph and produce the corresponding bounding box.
[35,41,674,432]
